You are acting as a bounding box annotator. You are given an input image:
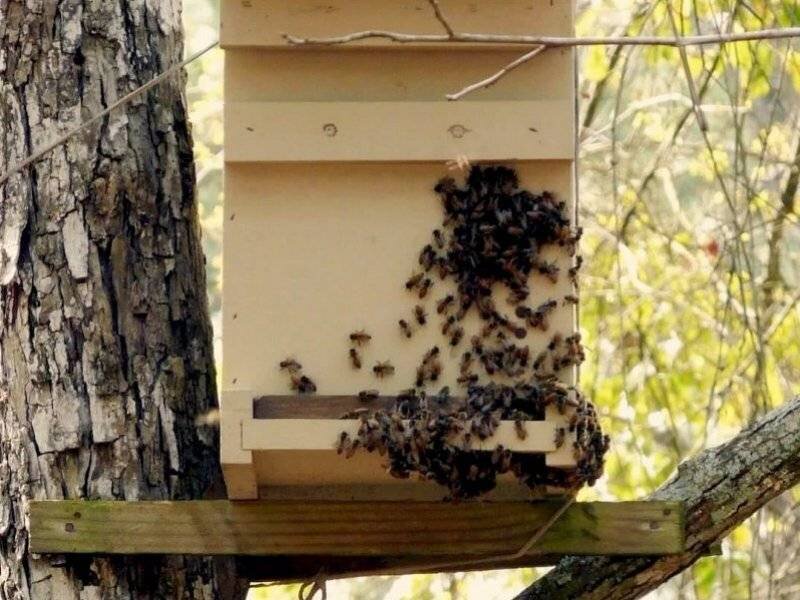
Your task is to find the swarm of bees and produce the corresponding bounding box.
[337,381,609,499]
[332,165,607,498]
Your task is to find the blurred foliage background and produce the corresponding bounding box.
[183,1,800,598]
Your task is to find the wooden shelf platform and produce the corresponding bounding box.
[30,499,684,580]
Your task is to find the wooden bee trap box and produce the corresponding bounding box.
[220,0,588,502]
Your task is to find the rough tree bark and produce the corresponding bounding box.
[0,1,245,598]
[515,394,800,600]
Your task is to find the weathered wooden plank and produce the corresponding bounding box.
[29,500,684,557]
[242,418,558,452]
[224,101,575,162]
[220,0,574,49]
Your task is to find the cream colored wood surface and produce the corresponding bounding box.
[223,162,575,395]
[225,101,574,162]
[221,0,579,497]
[225,48,575,103]
[242,419,557,452]
[221,0,574,48]
[220,390,258,499]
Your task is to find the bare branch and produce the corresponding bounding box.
[282,27,800,48]
[446,45,546,100]
[428,0,455,38]
[515,394,800,600]
[666,4,709,132]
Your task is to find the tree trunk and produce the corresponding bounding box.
[515,394,800,600]
[0,1,245,598]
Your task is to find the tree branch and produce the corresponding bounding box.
[446,46,546,100]
[514,394,800,600]
[428,0,455,38]
[283,27,800,49]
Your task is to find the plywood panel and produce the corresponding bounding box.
[221,0,574,48]
[224,48,574,102]
[225,101,574,162]
[242,419,557,452]
[222,162,575,397]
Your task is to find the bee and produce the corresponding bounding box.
[415,366,426,387]
[398,319,413,339]
[291,375,317,394]
[536,261,560,284]
[470,336,484,356]
[429,360,442,381]
[450,326,464,347]
[457,373,479,386]
[433,229,446,249]
[554,427,566,448]
[349,348,362,369]
[405,271,425,290]
[547,333,563,351]
[442,315,456,335]
[414,305,427,326]
[568,256,583,284]
[514,419,528,440]
[459,351,474,374]
[436,294,455,314]
[350,330,372,345]
[418,278,433,299]
[336,431,351,455]
[422,346,440,363]
[358,389,380,402]
[373,361,395,378]
[563,294,579,305]
[419,244,437,271]
[279,358,302,373]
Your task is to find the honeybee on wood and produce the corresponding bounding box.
[419,244,437,271]
[422,346,440,362]
[436,294,455,314]
[429,360,442,382]
[459,351,474,374]
[418,277,433,299]
[398,319,413,339]
[414,305,427,326]
[373,361,395,378]
[336,431,351,455]
[554,427,566,449]
[358,389,379,402]
[548,333,563,351]
[514,419,528,440]
[291,375,317,394]
[450,326,464,347]
[536,261,560,284]
[457,373,478,386]
[405,271,425,291]
[349,348,362,369]
[415,366,425,387]
[442,314,456,335]
[563,294,579,305]
[279,358,302,373]
[568,255,583,284]
[350,330,372,345]
[433,229,446,249]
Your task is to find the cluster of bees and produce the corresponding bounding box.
[282,165,608,498]
[338,380,608,499]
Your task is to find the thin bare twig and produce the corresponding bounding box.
[428,0,455,38]
[666,3,709,131]
[283,27,800,48]
[0,40,219,188]
[446,45,546,100]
